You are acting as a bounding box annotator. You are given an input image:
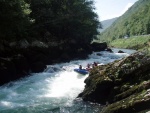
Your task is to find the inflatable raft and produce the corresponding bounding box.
[74,69,88,75]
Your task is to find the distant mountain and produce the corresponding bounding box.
[97,0,150,43]
[99,17,118,33]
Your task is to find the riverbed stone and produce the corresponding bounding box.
[118,50,125,53]
[105,48,113,53]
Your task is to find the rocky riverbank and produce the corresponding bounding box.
[0,41,107,85]
[78,52,150,113]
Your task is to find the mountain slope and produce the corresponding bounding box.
[99,17,118,33]
[97,0,150,43]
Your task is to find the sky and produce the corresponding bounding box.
[94,0,138,21]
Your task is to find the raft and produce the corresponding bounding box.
[74,69,88,75]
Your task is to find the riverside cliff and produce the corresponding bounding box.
[0,41,107,85]
[78,52,150,113]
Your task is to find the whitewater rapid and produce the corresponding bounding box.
[0,48,136,113]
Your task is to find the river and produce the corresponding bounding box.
[0,48,136,113]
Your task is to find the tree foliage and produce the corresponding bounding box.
[97,0,150,43]
[29,0,100,44]
[0,0,30,41]
[0,0,100,52]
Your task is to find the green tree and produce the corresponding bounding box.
[30,0,100,45]
[0,0,30,42]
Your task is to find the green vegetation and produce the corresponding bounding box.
[0,0,30,41]
[110,35,150,54]
[99,17,118,33]
[97,0,150,43]
[0,0,100,49]
[30,0,100,44]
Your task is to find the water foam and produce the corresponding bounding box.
[0,49,135,113]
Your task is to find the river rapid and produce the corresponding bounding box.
[0,48,136,113]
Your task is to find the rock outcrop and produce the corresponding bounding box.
[91,42,107,52]
[0,41,108,85]
[78,52,150,113]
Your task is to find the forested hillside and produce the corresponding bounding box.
[97,0,150,43]
[99,17,118,33]
[0,0,100,48]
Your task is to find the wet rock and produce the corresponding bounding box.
[11,54,29,77]
[44,66,62,73]
[91,42,107,52]
[31,61,46,73]
[97,53,102,56]
[33,53,49,65]
[78,52,150,113]
[118,50,125,53]
[0,58,16,85]
[60,53,70,62]
[105,48,113,53]
[0,55,30,85]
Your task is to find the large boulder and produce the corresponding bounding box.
[105,48,113,53]
[78,52,150,113]
[101,81,150,113]
[0,55,30,85]
[78,74,114,104]
[91,42,107,52]
[78,64,115,104]
[31,61,46,73]
[11,54,29,77]
[0,58,16,85]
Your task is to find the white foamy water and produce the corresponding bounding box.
[0,49,136,113]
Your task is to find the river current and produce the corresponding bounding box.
[0,48,136,113]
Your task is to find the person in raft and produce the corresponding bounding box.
[92,62,98,68]
[79,65,82,70]
[86,64,91,71]
[87,64,90,68]
[94,62,98,66]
